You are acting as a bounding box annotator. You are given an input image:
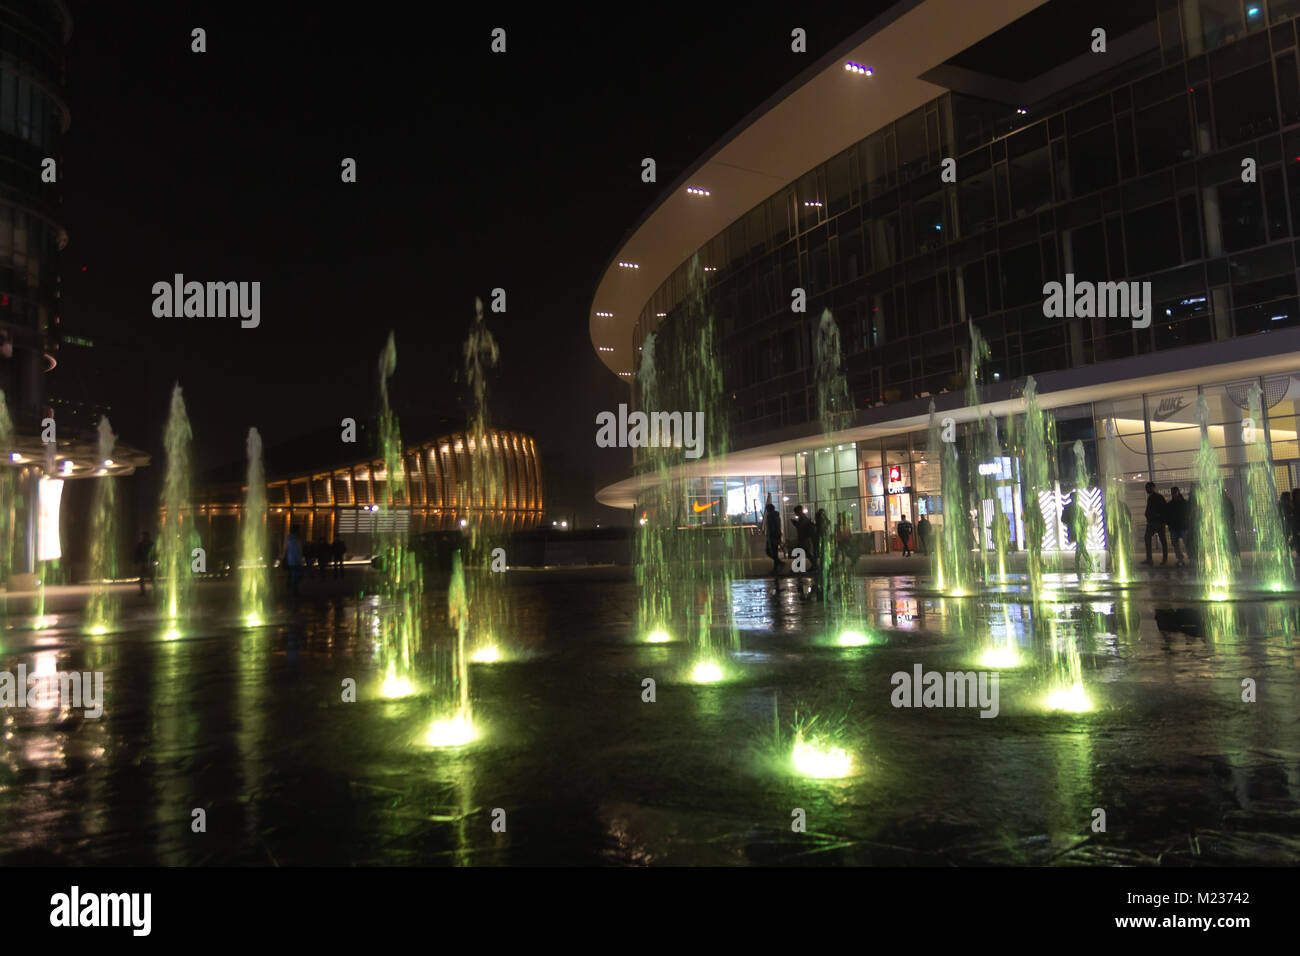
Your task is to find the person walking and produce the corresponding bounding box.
[897,516,914,557]
[332,537,346,577]
[917,514,932,555]
[134,530,155,595]
[1142,482,1168,566]
[1166,486,1189,567]
[762,497,784,575]
[285,525,306,602]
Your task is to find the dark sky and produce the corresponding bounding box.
[54,0,893,527]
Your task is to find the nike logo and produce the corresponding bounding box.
[1151,396,1189,422]
[693,499,721,513]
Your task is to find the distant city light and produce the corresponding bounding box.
[804,200,823,207]
[844,61,872,75]
[618,261,639,269]
[1016,107,1028,115]
[686,186,710,196]
[704,266,717,272]
[598,346,614,352]
[596,310,613,317]
[656,312,667,317]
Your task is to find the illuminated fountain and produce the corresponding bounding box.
[239,427,270,627]
[158,384,196,634]
[460,297,510,662]
[1194,395,1234,599]
[374,333,422,698]
[1042,601,1095,712]
[1243,383,1292,590]
[1070,440,1095,579]
[930,400,972,596]
[812,308,872,643]
[85,416,119,634]
[1020,377,1054,600]
[426,551,475,746]
[1101,419,1133,584]
[630,258,738,680]
[634,331,675,643]
[789,709,854,779]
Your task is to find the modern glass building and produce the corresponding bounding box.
[592,0,1300,553]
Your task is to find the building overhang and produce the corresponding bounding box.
[587,0,1048,379]
[3,434,149,478]
[596,328,1300,509]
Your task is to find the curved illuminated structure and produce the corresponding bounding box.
[194,425,544,554]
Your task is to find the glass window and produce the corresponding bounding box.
[1009,146,1052,216]
[1136,96,1192,171]
[1069,123,1119,195]
[959,169,997,235]
[1233,272,1298,333]
[1196,0,1246,51]
[1213,63,1278,146]
[1279,52,1300,126]
[1216,178,1266,251]
[1125,200,1182,273]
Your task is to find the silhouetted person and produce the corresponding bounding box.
[1166,487,1188,567]
[1222,489,1239,559]
[763,498,784,575]
[1062,495,1087,574]
[813,508,830,599]
[1292,488,1300,556]
[1142,481,1168,566]
[134,531,155,595]
[285,526,305,602]
[835,512,853,568]
[897,517,914,556]
[315,537,330,576]
[916,514,932,555]
[332,538,346,577]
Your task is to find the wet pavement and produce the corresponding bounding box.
[2,567,1298,865]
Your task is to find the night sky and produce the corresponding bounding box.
[54,1,894,527]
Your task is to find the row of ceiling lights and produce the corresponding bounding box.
[598,59,882,369]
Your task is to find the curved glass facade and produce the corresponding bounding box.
[634,1,1300,448]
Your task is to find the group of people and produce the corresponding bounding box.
[130,526,346,600]
[761,496,934,599]
[282,527,347,598]
[1141,481,1239,567]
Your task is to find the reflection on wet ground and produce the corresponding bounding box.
[1,569,1298,865]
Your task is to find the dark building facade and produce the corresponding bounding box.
[0,0,68,428]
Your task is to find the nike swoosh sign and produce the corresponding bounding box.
[693,499,721,513]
